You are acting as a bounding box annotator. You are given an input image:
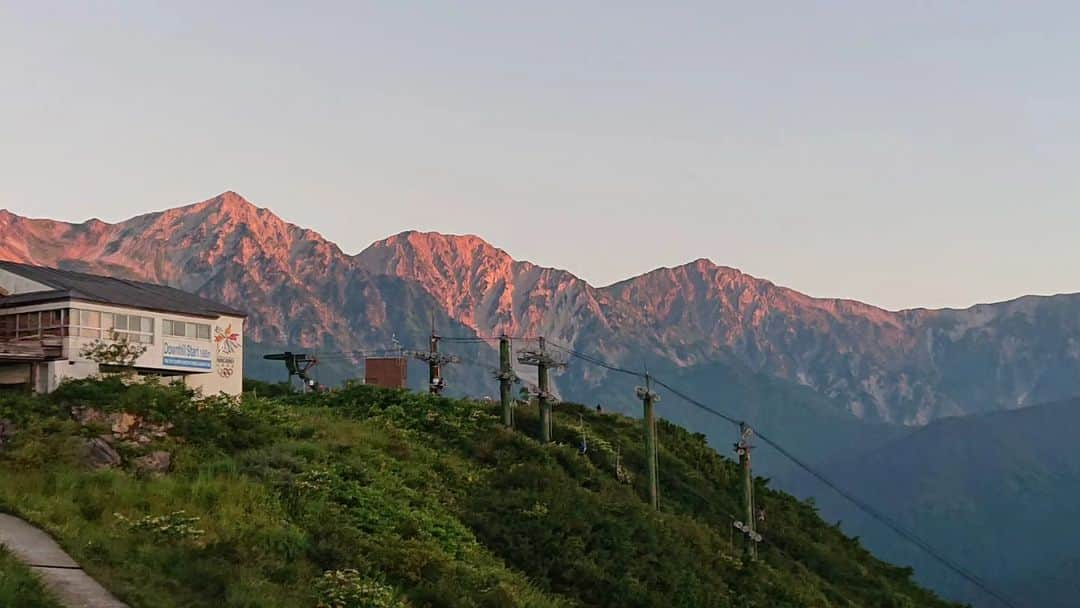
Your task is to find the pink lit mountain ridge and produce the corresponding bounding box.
[4,191,1080,428]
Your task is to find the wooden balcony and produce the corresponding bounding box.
[0,339,63,362]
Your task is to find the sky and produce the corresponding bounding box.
[2,1,1078,311]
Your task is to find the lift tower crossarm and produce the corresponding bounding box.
[516,337,565,442]
[405,331,459,395]
[262,352,320,392]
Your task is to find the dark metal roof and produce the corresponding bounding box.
[0,261,246,319]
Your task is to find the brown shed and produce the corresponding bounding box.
[364,357,408,389]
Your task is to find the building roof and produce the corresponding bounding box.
[0,261,246,319]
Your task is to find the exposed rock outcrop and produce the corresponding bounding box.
[83,437,121,469]
[5,192,1080,424]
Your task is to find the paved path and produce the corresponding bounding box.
[0,513,127,608]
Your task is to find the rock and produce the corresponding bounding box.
[133,451,171,474]
[76,409,173,444]
[73,407,106,426]
[110,412,139,436]
[84,437,122,469]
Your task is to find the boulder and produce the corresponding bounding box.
[75,408,173,443]
[133,451,171,474]
[73,407,106,426]
[84,437,122,469]
[110,412,139,436]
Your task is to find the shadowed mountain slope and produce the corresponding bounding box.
[794,398,1080,607]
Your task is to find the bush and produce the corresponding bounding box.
[315,570,404,608]
[114,510,205,544]
[0,379,959,608]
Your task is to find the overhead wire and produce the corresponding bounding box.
[649,377,742,426]
[749,428,1017,608]
[309,332,1015,605]
[439,334,539,343]
[545,341,645,378]
[542,340,1021,608]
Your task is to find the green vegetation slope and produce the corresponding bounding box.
[0,378,960,607]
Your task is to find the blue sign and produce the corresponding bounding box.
[163,342,213,370]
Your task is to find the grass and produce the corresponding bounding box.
[0,546,63,608]
[0,377,964,607]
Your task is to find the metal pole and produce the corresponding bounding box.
[499,335,513,427]
[642,375,659,510]
[739,422,756,560]
[538,337,551,443]
[428,333,440,394]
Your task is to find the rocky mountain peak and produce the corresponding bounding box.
[3,193,1080,425]
[167,191,274,227]
[365,231,518,270]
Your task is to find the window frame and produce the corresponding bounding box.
[111,313,155,345]
[162,318,212,341]
[0,313,15,340]
[69,308,155,344]
[0,308,70,341]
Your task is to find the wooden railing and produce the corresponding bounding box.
[0,339,62,361]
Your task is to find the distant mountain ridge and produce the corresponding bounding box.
[799,396,1080,607]
[3,191,1080,426]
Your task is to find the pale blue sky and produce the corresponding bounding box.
[2,1,1078,310]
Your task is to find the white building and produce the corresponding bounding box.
[0,261,245,395]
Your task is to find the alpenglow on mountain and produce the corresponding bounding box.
[4,191,1080,426]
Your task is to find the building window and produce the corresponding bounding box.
[0,310,68,340]
[41,309,66,337]
[162,319,211,341]
[112,313,155,344]
[0,314,15,340]
[69,309,154,344]
[71,309,102,339]
[18,312,40,340]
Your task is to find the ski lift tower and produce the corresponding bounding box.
[516,337,566,443]
[408,331,459,394]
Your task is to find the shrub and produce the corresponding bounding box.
[114,510,205,544]
[315,570,404,608]
[79,331,148,373]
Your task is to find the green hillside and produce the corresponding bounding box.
[0,378,960,607]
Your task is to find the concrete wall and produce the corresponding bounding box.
[0,364,30,386]
[183,313,244,396]
[1,300,244,396]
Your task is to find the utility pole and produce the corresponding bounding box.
[636,375,661,510]
[734,422,762,559]
[517,337,565,443]
[497,334,515,427]
[407,324,459,395]
[428,332,442,394]
[537,337,551,442]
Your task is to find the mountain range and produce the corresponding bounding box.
[3,191,1079,427]
[5,190,1080,606]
